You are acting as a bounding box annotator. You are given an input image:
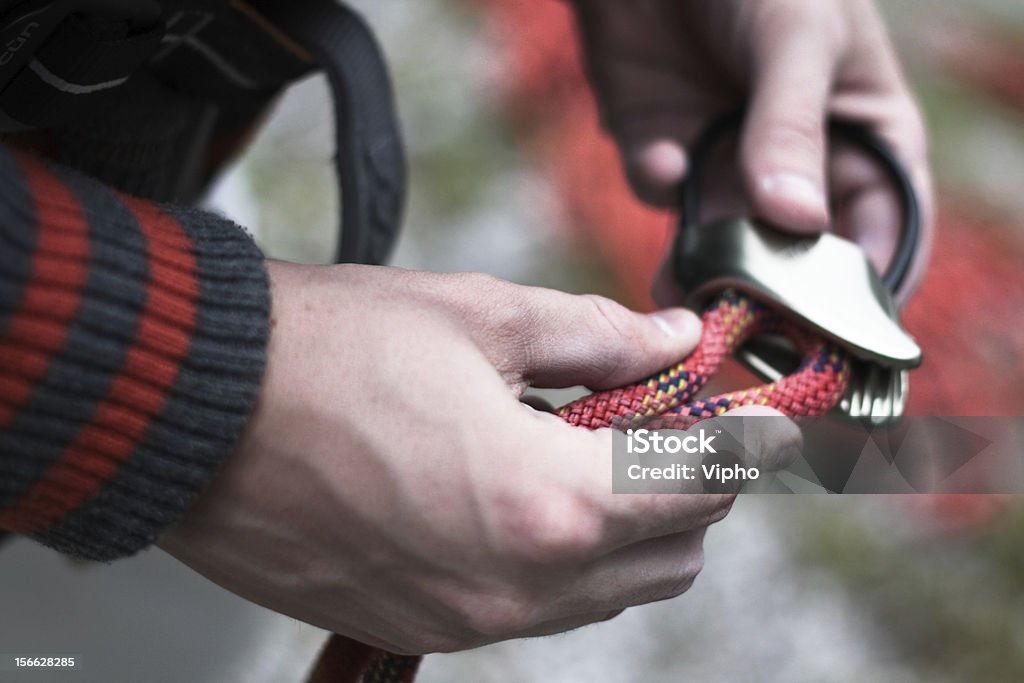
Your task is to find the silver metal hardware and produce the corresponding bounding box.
[674,218,922,424]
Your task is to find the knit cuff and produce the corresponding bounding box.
[0,148,270,560]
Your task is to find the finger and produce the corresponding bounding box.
[528,410,793,561]
[435,275,700,391]
[740,6,838,233]
[884,120,933,305]
[590,60,701,207]
[495,408,795,580]
[570,0,735,206]
[627,138,689,207]
[825,1,934,301]
[828,106,934,303]
[587,409,800,551]
[506,288,703,390]
[713,405,804,472]
[830,141,896,265]
[826,113,933,303]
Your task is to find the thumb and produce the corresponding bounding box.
[513,291,702,390]
[740,9,837,233]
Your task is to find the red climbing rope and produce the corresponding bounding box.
[559,292,850,429]
[308,291,850,683]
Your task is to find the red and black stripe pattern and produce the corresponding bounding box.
[0,145,270,560]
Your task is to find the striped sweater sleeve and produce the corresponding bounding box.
[0,144,270,561]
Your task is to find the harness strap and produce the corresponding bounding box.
[250,0,406,265]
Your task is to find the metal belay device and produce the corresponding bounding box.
[672,112,924,426]
[674,217,922,425]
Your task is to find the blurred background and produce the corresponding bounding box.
[4,0,1024,681]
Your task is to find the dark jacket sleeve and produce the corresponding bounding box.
[0,143,270,561]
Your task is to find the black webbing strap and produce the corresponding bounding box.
[0,1,163,129]
[249,0,406,265]
[0,0,406,266]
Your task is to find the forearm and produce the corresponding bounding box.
[0,145,270,560]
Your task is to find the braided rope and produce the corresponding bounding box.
[558,292,849,429]
[310,291,850,683]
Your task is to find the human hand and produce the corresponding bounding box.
[571,0,933,301]
[158,262,800,654]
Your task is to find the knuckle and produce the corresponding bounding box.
[453,270,503,291]
[765,114,823,157]
[665,547,705,598]
[491,486,605,565]
[581,294,641,370]
[600,608,625,624]
[451,591,538,640]
[436,272,533,371]
[584,294,636,342]
[387,613,479,654]
[644,543,706,604]
[703,504,731,527]
[661,575,697,601]
[404,631,464,655]
[441,272,509,314]
[469,276,534,340]
[698,493,737,527]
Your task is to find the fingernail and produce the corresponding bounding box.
[649,309,698,338]
[761,172,827,214]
